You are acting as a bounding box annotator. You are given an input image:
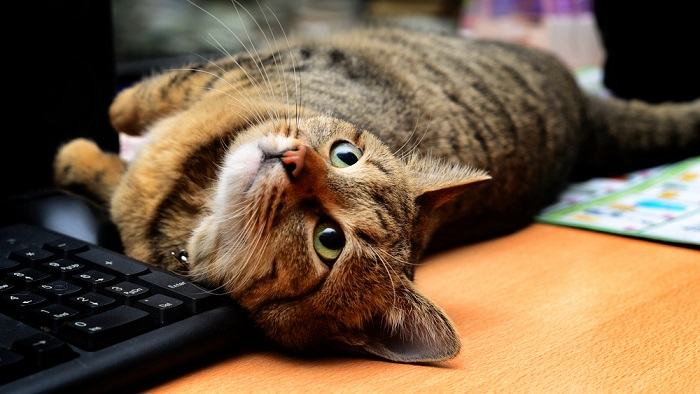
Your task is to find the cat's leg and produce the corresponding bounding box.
[109,60,242,136]
[54,138,126,204]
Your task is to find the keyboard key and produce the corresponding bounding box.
[136,294,186,325]
[103,281,149,304]
[42,259,84,276]
[137,271,217,313]
[10,247,56,264]
[74,249,149,277]
[0,313,43,348]
[0,280,14,294]
[73,270,116,287]
[0,257,21,273]
[0,348,28,383]
[43,238,88,255]
[28,304,79,333]
[6,268,51,286]
[5,268,50,288]
[0,236,23,255]
[36,280,82,301]
[12,333,76,368]
[1,291,46,315]
[61,305,151,351]
[68,292,115,314]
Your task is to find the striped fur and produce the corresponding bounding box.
[54,27,699,362]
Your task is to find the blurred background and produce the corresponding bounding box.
[113,0,604,87]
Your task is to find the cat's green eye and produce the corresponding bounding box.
[313,221,345,264]
[330,141,362,168]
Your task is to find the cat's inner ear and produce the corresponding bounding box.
[347,281,461,363]
[407,155,491,210]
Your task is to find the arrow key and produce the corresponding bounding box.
[5,268,50,286]
[1,291,46,316]
[67,292,115,314]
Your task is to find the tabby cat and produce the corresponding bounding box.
[54,27,699,362]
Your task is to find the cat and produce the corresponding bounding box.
[54,27,699,363]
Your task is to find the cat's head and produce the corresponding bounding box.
[188,115,489,362]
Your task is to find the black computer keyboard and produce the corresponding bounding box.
[0,224,248,393]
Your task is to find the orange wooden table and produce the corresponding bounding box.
[154,224,700,392]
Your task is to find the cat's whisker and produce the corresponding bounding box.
[367,245,398,313]
[204,34,276,124]
[265,4,301,129]
[167,65,264,124]
[228,0,281,121]
[218,197,268,289]
[223,207,269,294]
[186,0,278,122]
[256,0,291,127]
[394,108,429,158]
[393,116,420,158]
[399,117,432,161]
[203,86,268,127]
[231,0,286,123]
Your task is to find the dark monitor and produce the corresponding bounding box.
[2,1,119,198]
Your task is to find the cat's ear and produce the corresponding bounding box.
[407,155,491,211]
[346,281,461,363]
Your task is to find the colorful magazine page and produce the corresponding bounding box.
[537,157,700,246]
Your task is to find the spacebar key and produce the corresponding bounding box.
[137,271,217,313]
[61,306,151,351]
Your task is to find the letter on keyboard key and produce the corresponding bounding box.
[74,249,149,277]
[2,291,46,315]
[42,259,84,276]
[60,306,151,351]
[136,294,186,325]
[28,304,79,333]
[137,271,217,313]
[103,281,149,304]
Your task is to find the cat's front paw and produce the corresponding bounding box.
[54,138,105,187]
[54,138,126,203]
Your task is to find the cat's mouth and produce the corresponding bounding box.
[219,133,299,201]
[242,149,284,193]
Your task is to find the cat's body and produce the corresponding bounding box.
[55,28,699,362]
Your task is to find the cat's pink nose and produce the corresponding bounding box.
[281,145,306,178]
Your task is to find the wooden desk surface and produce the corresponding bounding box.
[154,224,700,392]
